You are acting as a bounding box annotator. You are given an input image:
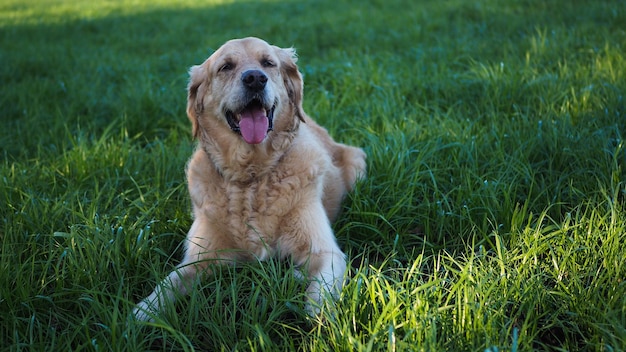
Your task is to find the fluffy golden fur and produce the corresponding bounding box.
[133,37,366,321]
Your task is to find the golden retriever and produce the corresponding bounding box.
[133,37,366,321]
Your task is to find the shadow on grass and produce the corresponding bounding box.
[2,0,622,160]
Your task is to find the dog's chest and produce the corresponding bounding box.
[190,153,321,254]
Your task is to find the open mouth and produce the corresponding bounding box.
[226,99,275,144]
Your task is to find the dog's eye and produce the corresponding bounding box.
[219,62,234,72]
[261,59,275,68]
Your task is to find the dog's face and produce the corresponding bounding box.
[187,37,305,145]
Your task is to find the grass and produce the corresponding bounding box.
[1,0,625,350]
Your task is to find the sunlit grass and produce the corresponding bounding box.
[1,0,625,350]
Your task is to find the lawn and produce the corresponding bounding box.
[1,0,625,350]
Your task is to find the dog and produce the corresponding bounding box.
[133,37,366,321]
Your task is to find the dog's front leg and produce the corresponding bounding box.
[132,217,219,322]
[287,202,347,315]
[132,263,204,322]
[303,248,347,315]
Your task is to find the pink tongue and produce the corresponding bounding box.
[239,107,269,144]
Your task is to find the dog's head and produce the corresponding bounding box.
[187,37,305,145]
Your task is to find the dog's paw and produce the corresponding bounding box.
[352,147,367,180]
[131,300,157,323]
[342,146,367,190]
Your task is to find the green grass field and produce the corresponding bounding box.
[1,0,625,350]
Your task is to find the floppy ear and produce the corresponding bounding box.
[276,46,306,123]
[186,64,208,138]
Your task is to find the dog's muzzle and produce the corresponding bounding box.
[225,69,276,144]
[225,100,275,143]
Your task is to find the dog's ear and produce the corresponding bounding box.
[275,46,306,123]
[187,64,208,138]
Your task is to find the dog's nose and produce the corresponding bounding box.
[241,70,268,92]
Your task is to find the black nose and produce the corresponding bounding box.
[241,70,268,92]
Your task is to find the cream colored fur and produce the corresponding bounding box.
[133,37,366,321]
